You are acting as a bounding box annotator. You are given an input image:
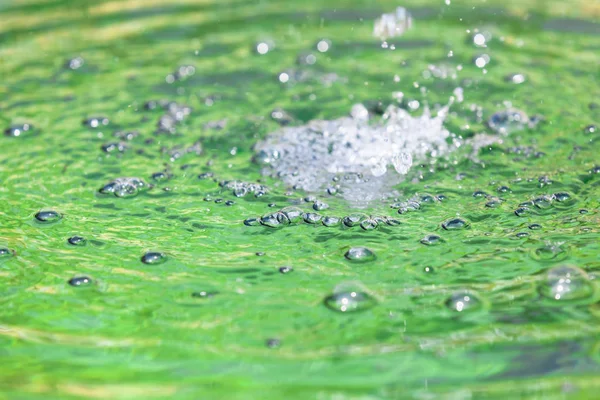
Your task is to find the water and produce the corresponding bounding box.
[0,0,599,398]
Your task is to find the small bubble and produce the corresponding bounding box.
[0,248,14,260]
[322,216,341,227]
[531,243,568,262]
[514,207,532,217]
[279,266,293,274]
[538,266,594,302]
[516,232,530,238]
[420,234,444,246]
[266,338,281,348]
[316,39,331,53]
[343,213,367,227]
[152,172,171,182]
[473,190,488,198]
[528,224,542,230]
[68,276,93,287]
[191,290,218,299]
[244,217,260,226]
[255,252,265,256]
[280,207,303,224]
[487,108,529,134]
[65,56,84,70]
[485,200,501,208]
[303,212,323,224]
[584,125,597,134]
[579,209,588,214]
[4,123,33,137]
[504,73,526,84]
[101,142,127,154]
[34,210,62,224]
[198,172,214,180]
[344,247,376,263]
[99,177,147,198]
[83,116,109,128]
[445,291,482,312]
[260,213,286,228]
[141,252,168,265]
[497,186,511,193]
[256,42,271,55]
[533,196,553,209]
[424,266,434,273]
[313,200,329,211]
[441,218,469,230]
[324,290,376,313]
[67,236,87,246]
[552,192,571,202]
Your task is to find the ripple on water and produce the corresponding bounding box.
[538,266,595,303]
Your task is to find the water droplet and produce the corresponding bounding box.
[584,124,597,134]
[473,190,488,198]
[445,291,482,312]
[420,235,444,246]
[198,172,214,180]
[4,123,33,137]
[423,266,434,273]
[324,291,377,313]
[516,232,530,238]
[538,266,594,302]
[580,209,588,214]
[279,207,303,224]
[68,276,93,287]
[141,252,167,265]
[485,200,502,208]
[35,210,62,223]
[441,218,469,230]
[514,207,532,217]
[260,212,286,228]
[152,171,171,182]
[101,142,127,153]
[65,56,84,70]
[528,223,542,230]
[279,266,293,274]
[68,236,87,246]
[497,186,511,193]
[344,247,376,263]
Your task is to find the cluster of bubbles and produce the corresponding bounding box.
[244,207,401,230]
[99,177,148,198]
[514,192,573,217]
[219,180,268,198]
[144,100,193,135]
[165,65,195,84]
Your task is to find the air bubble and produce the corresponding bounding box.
[538,266,594,302]
[344,247,376,263]
[420,235,444,246]
[68,236,87,246]
[322,216,341,227]
[303,212,323,224]
[487,109,529,134]
[68,276,93,287]
[141,252,168,265]
[324,283,377,313]
[279,266,293,274]
[83,116,109,128]
[441,218,469,230]
[445,291,482,312]
[4,123,33,137]
[35,210,62,223]
[99,177,147,198]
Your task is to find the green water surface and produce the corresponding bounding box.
[1,0,600,398]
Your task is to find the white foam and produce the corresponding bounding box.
[254,99,456,203]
